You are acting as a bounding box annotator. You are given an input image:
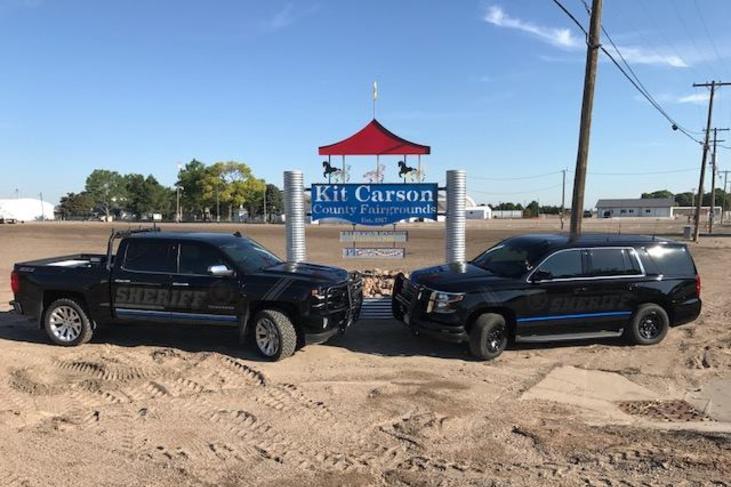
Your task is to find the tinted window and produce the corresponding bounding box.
[535,250,584,279]
[588,248,640,277]
[219,238,283,273]
[179,243,229,275]
[124,240,176,273]
[646,245,696,276]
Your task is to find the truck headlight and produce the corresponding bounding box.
[427,291,464,314]
[310,287,327,308]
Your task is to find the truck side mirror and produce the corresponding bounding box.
[208,264,234,277]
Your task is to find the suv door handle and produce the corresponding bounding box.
[172,282,190,287]
[573,287,589,294]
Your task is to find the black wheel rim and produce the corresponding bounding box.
[486,325,506,353]
[638,312,662,339]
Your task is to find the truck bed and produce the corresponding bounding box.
[18,253,110,269]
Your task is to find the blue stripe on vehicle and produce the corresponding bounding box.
[516,310,632,323]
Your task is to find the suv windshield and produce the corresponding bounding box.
[219,238,283,273]
[471,240,549,278]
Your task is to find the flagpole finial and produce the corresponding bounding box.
[372,80,378,119]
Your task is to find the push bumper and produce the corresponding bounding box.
[9,300,23,314]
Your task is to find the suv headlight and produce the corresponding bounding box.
[427,291,465,314]
[310,287,327,307]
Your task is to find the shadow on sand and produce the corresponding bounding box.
[0,310,628,362]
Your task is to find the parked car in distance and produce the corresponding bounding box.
[392,233,701,360]
[10,228,362,361]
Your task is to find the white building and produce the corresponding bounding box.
[465,206,492,219]
[595,198,674,218]
[492,209,524,219]
[0,198,55,222]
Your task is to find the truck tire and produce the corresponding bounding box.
[43,298,94,346]
[469,313,508,360]
[625,303,669,346]
[253,309,297,361]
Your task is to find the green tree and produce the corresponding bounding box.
[85,169,127,219]
[58,192,95,219]
[674,192,695,207]
[641,190,674,199]
[524,200,540,218]
[125,174,173,219]
[202,161,264,221]
[176,159,207,220]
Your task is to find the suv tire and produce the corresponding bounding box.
[469,313,508,360]
[43,298,94,346]
[626,303,669,346]
[253,309,297,361]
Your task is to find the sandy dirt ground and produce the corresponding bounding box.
[0,220,729,486]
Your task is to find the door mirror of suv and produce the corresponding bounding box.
[208,264,234,277]
[531,269,552,282]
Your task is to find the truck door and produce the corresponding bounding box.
[112,239,177,322]
[166,241,241,325]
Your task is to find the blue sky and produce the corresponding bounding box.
[1,0,730,208]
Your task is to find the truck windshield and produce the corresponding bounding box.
[471,241,547,278]
[219,238,283,273]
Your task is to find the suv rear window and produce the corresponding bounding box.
[587,248,642,277]
[645,245,696,276]
[123,240,177,273]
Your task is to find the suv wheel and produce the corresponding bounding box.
[253,309,297,361]
[626,304,669,345]
[469,313,508,360]
[43,298,93,346]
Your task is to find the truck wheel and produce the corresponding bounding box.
[625,304,669,345]
[469,313,508,360]
[253,309,297,361]
[43,298,93,346]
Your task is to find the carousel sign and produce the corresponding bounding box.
[311,183,437,226]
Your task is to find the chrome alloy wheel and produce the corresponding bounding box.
[48,305,83,343]
[255,317,280,357]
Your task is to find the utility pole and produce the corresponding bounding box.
[39,192,44,221]
[176,186,182,223]
[560,169,567,230]
[708,127,728,234]
[215,185,220,223]
[263,186,268,224]
[569,0,603,239]
[692,81,731,241]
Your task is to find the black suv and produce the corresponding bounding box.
[392,233,701,360]
[10,230,362,361]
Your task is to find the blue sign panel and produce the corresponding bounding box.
[311,183,438,226]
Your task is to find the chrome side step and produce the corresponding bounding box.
[515,330,623,343]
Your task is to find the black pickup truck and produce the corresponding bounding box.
[10,229,362,360]
[392,233,701,360]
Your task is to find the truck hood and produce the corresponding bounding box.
[258,262,349,285]
[410,262,511,293]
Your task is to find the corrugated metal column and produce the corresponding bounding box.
[283,170,306,264]
[445,169,466,264]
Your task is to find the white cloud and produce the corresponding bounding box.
[484,5,690,68]
[484,5,580,49]
[676,93,711,104]
[262,3,296,32]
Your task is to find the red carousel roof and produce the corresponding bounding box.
[318,119,430,156]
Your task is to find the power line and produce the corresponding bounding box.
[551,0,703,145]
[470,183,563,195]
[691,0,727,79]
[470,170,563,181]
[584,168,697,176]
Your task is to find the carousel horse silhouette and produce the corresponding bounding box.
[322,161,341,182]
[363,164,386,183]
[397,160,416,182]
